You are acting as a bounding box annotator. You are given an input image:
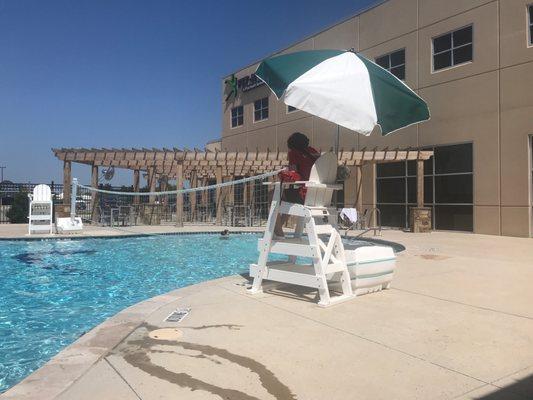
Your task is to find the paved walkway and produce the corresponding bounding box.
[1,228,533,399]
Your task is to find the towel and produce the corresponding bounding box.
[340,208,358,223]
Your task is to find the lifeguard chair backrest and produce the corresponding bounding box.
[305,152,338,207]
[32,184,52,202]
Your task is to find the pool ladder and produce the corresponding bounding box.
[342,207,382,237]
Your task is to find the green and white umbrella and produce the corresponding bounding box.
[255,49,430,136]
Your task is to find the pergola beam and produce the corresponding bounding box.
[52,147,433,181]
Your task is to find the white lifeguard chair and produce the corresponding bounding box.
[28,184,54,235]
[249,152,354,307]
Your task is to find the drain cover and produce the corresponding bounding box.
[165,307,190,323]
[149,328,183,341]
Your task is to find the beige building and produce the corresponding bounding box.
[220,0,533,237]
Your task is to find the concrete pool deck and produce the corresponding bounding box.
[1,226,533,399]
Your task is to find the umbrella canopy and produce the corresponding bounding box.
[255,49,430,136]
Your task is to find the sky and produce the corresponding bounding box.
[0,0,375,184]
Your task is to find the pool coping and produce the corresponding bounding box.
[0,279,201,400]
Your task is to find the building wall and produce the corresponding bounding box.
[221,0,533,237]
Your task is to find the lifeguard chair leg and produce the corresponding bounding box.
[249,183,281,294]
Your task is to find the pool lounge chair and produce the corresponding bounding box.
[28,184,54,235]
[249,153,396,306]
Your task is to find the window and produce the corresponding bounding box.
[375,49,406,80]
[432,25,473,71]
[287,105,298,113]
[254,97,269,122]
[529,5,533,46]
[231,106,243,128]
[376,143,473,231]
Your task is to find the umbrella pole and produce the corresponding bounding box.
[334,124,340,154]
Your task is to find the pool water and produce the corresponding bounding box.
[0,233,385,392]
[0,233,264,392]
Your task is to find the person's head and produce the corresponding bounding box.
[287,132,310,151]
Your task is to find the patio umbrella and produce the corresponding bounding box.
[255,49,430,137]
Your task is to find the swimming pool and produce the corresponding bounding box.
[0,233,391,392]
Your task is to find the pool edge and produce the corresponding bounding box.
[0,282,195,400]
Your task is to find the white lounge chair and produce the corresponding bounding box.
[28,184,54,235]
[249,153,396,306]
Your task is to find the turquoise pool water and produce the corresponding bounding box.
[0,233,263,393]
[0,233,392,393]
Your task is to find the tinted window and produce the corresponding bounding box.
[424,176,433,203]
[254,97,269,121]
[375,49,405,80]
[435,174,473,204]
[377,178,405,203]
[529,5,533,45]
[435,205,473,231]
[453,26,473,46]
[231,106,243,128]
[407,177,417,204]
[376,55,390,69]
[379,205,406,228]
[435,143,472,174]
[377,162,405,177]
[433,34,451,53]
[433,26,473,71]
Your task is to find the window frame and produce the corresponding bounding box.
[528,4,533,47]
[253,97,269,123]
[230,105,244,129]
[375,48,406,81]
[431,24,474,73]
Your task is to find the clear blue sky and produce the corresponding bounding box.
[0,0,374,184]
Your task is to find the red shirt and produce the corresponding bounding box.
[288,146,320,180]
[279,146,320,200]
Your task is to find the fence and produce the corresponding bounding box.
[74,175,273,227]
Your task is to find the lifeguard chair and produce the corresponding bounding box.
[28,184,54,235]
[249,152,396,307]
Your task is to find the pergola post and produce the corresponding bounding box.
[410,158,431,232]
[91,164,99,223]
[215,166,223,225]
[175,164,183,227]
[160,176,168,207]
[355,164,363,213]
[201,177,208,222]
[417,160,424,208]
[148,167,156,204]
[133,169,140,205]
[243,176,249,225]
[190,172,197,222]
[62,161,72,215]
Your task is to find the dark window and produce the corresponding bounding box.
[377,178,405,204]
[529,5,533,46]
[435,143,473,174]
[435,205,473,231]
[379,205,407,228]
[377,162,406,177]
[254,97,269,121]
[433,26,473,71]
[376,49,406,80]
[231,106,243,128]
[435,174,473,204]
[287,105,298,113]
[375,143,473,231]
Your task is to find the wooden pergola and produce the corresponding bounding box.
[52,147,433,225]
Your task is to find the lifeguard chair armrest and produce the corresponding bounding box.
[262,181,342,189]
[296,181,343,190]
